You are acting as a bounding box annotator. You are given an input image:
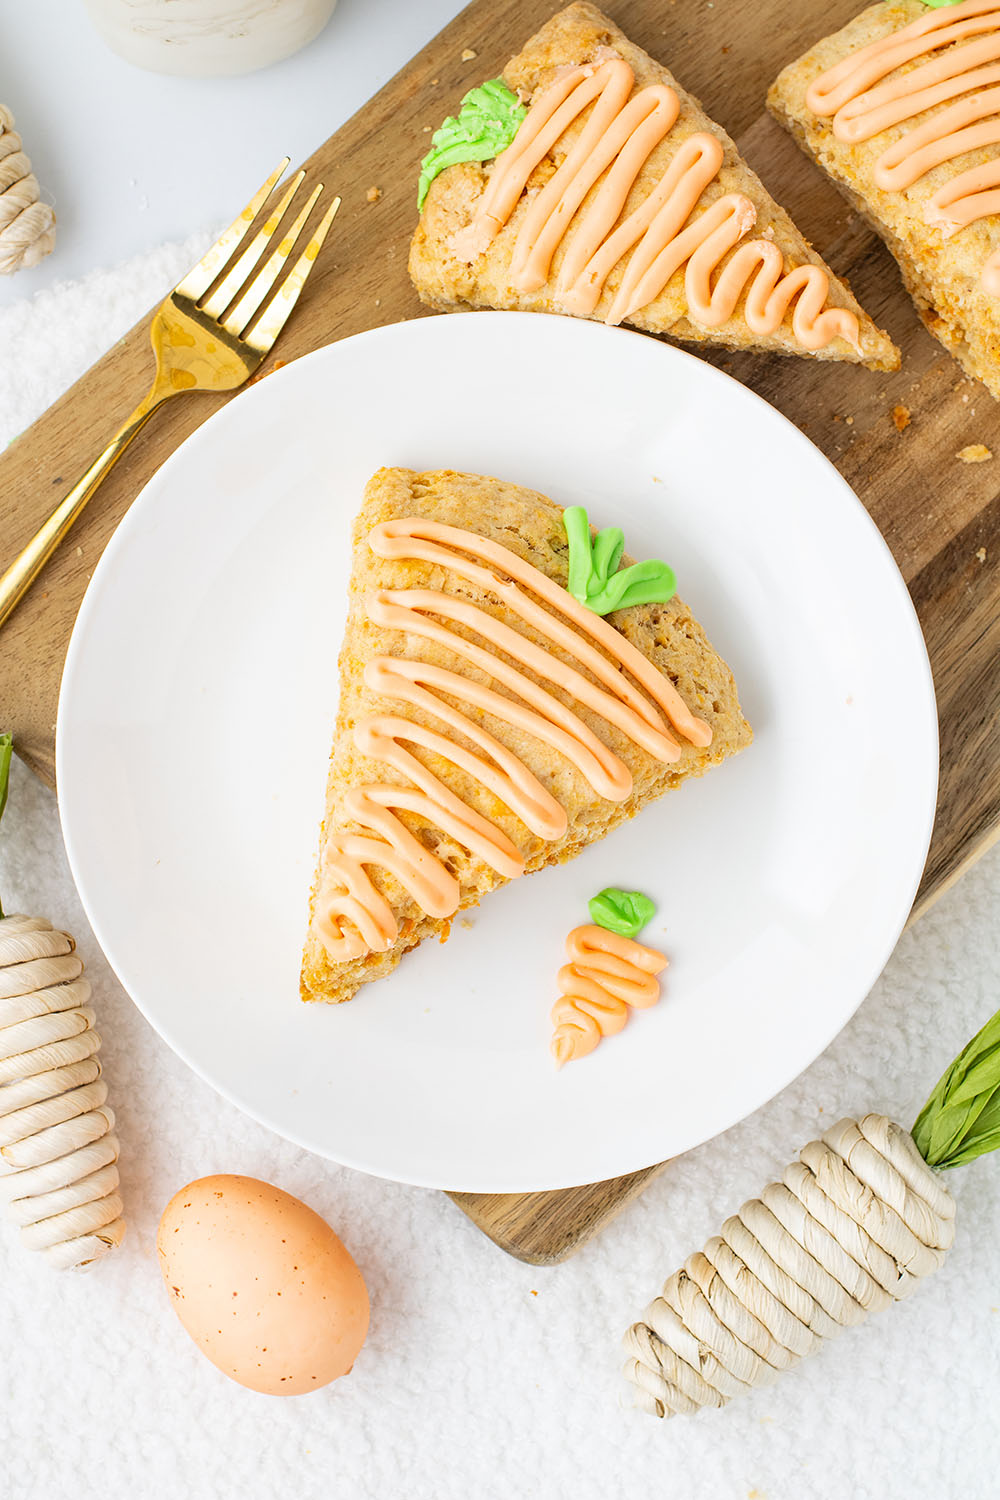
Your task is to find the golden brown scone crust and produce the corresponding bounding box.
[770,1,1000,398]
[409,1,898,370]
[301,468,752,1004]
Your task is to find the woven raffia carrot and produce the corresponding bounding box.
[623,1002,1000,1416]
[0,107,56,275]
[0,734,124,1268]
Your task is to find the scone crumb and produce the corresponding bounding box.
[844,415,854,426]
[891,404,911,432]
[957,444,992,463]
[461,47,478,61]
[366,185,382,203]
[976,546,988,563]
[246,358,286,387]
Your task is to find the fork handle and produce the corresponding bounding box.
[0,390,166,631]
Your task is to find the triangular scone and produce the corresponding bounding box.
[409,2,898,370]
[769,1,1000,399]
[301,468,752,1005]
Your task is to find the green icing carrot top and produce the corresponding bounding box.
[417,78,526,211]
[588,887,657,940]
[563,506,677,615]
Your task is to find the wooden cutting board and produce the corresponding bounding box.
[2,0,998,1265]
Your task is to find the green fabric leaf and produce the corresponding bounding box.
[563,505,677,615]
[941,1092,1000,1169]
[912,1004,1000,1169]
[0,731,11,920]
[417,78,526,211]
[0,732,11,832]
[588,887,657,939]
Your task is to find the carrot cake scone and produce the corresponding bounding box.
[770,0,1000,399]
[409,2,898,370]
[300,469,752,1005]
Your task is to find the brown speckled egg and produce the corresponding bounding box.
[156,1175,370,1395]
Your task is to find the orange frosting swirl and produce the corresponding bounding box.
[312,519,710,965]
[550,924,667,1067]
[805,0,1000,294]
[453,56,860,349]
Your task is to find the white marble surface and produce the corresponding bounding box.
[1,8,999,1498]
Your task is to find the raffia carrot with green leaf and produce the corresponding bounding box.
[623,1006,1000,1416]
[0,732,125,1268]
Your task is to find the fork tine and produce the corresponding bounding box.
[243,195,341,352]
[201,169,305,319]
[222,182,323,337]
[174,158,290,301]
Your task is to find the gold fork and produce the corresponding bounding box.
[0,160,340,630]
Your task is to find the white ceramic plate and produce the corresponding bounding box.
[57,312,937,1191]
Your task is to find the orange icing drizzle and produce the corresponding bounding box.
[313,518,711,964]
[453,56,860,348]
[550,924,667,1067]
[806,0,1000,293]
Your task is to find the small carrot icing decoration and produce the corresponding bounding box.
[550,888,667,1067]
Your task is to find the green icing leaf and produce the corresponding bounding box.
[563,506,676,615]
[417,78,526,211]
[912,1004,1000,1169]
[921,1,964,7]
[588,888,656,939]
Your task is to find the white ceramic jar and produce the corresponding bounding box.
[83,0,338,78]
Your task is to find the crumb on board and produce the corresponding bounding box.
[892,404,910,432]
[423,124,432,132]
[844,415,854,426]
[366,185,382,203]
[976,546,988,563]
[957,444,992,463]
[246,358,287,387]
[461,48,477,61]
[460,918,474,930]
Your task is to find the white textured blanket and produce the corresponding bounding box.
[0,252,997,1500]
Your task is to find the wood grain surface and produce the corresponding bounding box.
[2,0,998,1264]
